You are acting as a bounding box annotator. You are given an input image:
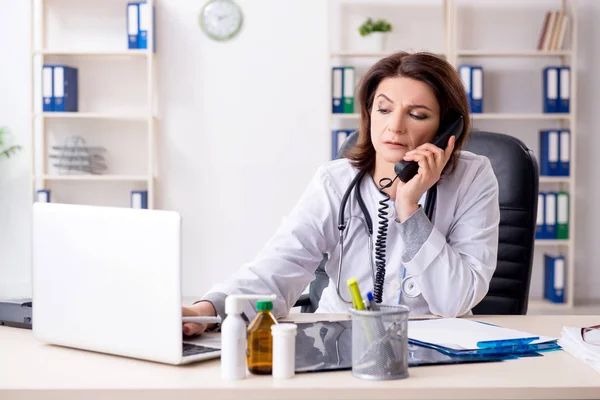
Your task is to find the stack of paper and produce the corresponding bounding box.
[559,327,600,374]
[408,318,559,356]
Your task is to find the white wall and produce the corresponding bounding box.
[0,0,32,297]
[1,0,599,303]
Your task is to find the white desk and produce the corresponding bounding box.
[1,314,600,400]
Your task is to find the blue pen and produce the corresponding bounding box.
[367,291,379,311]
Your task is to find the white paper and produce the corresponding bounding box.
[408,318,556,351]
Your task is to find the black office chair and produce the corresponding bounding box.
[295,130,539,315]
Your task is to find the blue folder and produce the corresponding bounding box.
[42,65,54,112]
[53,65,78,112]
[138,2,156,51]
[543,66,559,113]
[331,67,344,114]
[558,66,570,113]
[127,2,139,49]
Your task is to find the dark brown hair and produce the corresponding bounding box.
[346,51,470,175]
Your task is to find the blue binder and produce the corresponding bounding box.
[539,130,559,176]
[535,193,544,239]
[36,189,51,203]
[470,66,483,113]
[543,192,557,239]
[458,65,483,113]
[544,255,565,303]
[127,2,139,49]
[331,129,354,159]
[42,65,54,112]
[138,2,156,51]
[458,65,472,111]
[558,130,570,176]
[543,66,559,113]
[131,190,148,209]
[331,67,344,114]
[558,66,570,113]
[53,65,78,112]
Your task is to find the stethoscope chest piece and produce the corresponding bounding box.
[402,275,421,298]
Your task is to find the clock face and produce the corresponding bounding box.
[200,0,243,41]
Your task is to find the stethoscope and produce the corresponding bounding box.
[335,169,437,305]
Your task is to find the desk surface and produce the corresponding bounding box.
[1,314,600,400]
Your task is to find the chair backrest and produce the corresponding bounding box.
[465,131,539,315]
[302,130,538,315]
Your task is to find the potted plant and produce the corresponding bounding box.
[358,18,392,52]
[0,127,21,160]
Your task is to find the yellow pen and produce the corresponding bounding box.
[347,278,366,310]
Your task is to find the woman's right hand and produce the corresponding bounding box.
[182,301,217,336]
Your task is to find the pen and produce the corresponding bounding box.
[182,316,222,324]
[367,291,379,311]
[347,278,366,310]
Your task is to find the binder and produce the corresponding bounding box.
[543,66,558,113]
[127,2,139,49]
[558,129,570,176]
[36,189,50,203]
[558,66,570,113]
[42,65,54,112]
[544,192,557,239]
[556,192,569,239]
[53,66,78,112]
[535,193,544,239]
[470,66,483,113]
[131,190,148,209]
[539,130,559,176]
[331,129,354,159]
[458,65,472,110]
[342,67,355,114]
[544,255,565,303]
[331,67,344,114]
[138,2,156,51]
[407,318,558,357]
[458,65,482,113]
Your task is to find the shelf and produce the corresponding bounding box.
[535,239,571,247]
[539,176,571,184]
[471,113,571,120]
[332,113,572,121]
[331,113,359,119]
[457,50,573,58]
[331,51,446,58]
[37,112,152,121]
[528,298,572,313]
[34,50,149,57]
[40,175,150,182]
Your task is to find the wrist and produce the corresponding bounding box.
[396,200,420,223]
[192,301,218,328]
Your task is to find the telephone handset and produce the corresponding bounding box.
[394,110,465,183]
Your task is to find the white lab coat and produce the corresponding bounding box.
[202,151,500,319]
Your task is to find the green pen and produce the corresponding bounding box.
[347,278,366,310]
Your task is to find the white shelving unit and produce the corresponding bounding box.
[329,0,579,311]
[30,0,158,209]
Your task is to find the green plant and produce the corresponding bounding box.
[0,127,21,160]
[358,18,392,37]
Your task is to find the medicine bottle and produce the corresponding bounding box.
[247,300,277,374]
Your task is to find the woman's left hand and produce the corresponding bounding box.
[396,136,456,222]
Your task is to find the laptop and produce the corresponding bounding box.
[32,202,221,365]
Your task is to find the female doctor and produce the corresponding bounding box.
[183,51,500,336]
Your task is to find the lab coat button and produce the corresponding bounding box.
[386,206,395,219]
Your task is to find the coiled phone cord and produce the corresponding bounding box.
[372,177,437,304]
[373,176,396,303]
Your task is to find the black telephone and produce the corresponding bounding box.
[394,110,464,183]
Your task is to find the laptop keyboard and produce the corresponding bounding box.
[182,342,220,357]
